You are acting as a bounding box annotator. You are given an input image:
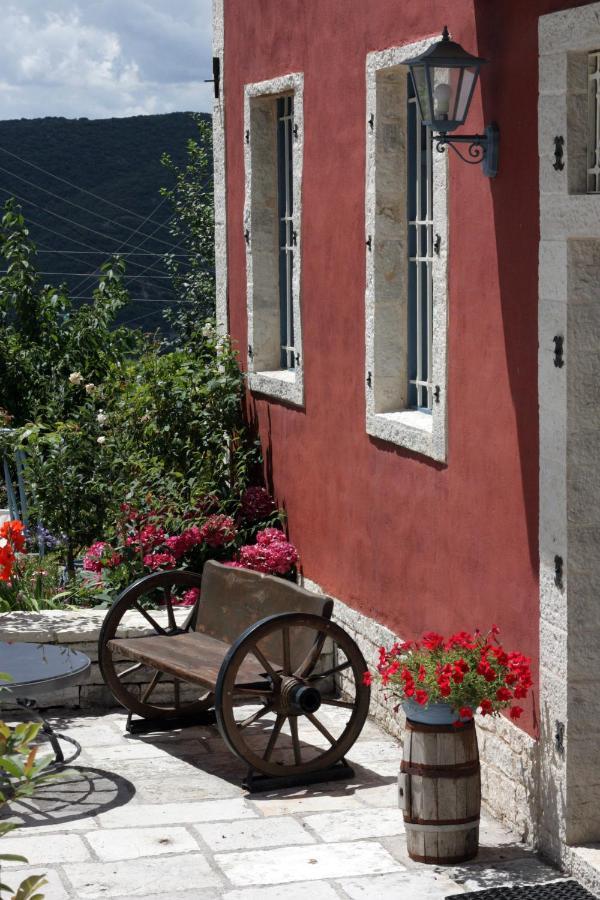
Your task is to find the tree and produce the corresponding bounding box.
[160,116,215,341]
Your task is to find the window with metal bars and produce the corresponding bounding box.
[587,50,600,193]
[277,95,295,369]
[407,80,434,410]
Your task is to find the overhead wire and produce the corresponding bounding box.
[0,142,176,235]
[0,162,180,251]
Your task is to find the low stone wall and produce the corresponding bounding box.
[302,576,539,844]
[0,608,194,711]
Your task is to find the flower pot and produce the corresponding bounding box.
[399,702,480,864]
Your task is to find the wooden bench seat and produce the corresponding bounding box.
[109,631,266,689]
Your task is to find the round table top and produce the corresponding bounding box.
[0,641,91,698]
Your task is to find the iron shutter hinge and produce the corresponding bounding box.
[553,136,565,172]
[433,385,441,403]
[366,235,372,251]
[204,57,220,100]
[244,229,250,244]
[368,113,374,131]
[553,335,564,368]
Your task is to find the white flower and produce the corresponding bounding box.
[97,436,106,445]
[201,322,214,338]
[0,538,7,549]
[69,372,83,385]
[96,411,107,425]
[217,364,225,375]
[85,383,95,394]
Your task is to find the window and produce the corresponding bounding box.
[244,74,304,407]
[277,96,296,369]
[588,50,600,193]
[407,80,434,410]
[365,43,448,462]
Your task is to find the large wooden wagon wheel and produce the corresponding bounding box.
[98,570,213,721]
[215,612,370,781]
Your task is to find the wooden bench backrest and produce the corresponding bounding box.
[197,561,334,670]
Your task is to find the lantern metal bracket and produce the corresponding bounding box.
[434,123,499,178]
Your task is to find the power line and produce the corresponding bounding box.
[0,142,177,235]
[0,185,175,256]
[0,163,180,251]
[34,249,188,256]
[3,272,173,279]
[0,187,176,271]
[70,196,172,295]
[23,218,174,275]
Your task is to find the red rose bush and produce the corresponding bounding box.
[366,626,531,723]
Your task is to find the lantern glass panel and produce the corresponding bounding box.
[454,65,478,122]
[410,65,431,125]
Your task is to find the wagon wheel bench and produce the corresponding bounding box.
[98,560,371,791]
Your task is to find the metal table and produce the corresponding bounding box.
[0,642,91,767]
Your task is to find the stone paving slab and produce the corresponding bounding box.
[0,708,572,899]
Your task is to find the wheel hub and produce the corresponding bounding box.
[277,676,322,715]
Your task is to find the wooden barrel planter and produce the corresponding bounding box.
[398,717,480,864]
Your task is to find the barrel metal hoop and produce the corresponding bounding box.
[400,760,480,779]
[403,813,480,828]
[405,718,475,734]
[409,850,478,864]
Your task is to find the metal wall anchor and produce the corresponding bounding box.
[553,136,565,171]
[553,335,564,368]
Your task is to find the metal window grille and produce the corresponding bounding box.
[587,51,600,193]
[277,95,295,369]
[407,80,434,410]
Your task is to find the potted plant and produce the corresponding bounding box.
[365,626,532,864]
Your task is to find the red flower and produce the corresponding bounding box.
[83,541,122,572]
[422,631,445,651]
[199,515,237,548]
[415,689,429,706]
[362,671,372,686]
[417,664,427,682]
[496,687,513,701]
[510,706,524,720]
[513,684,528,699]
[459,706,474,720]
[491,624,500,636]
[446,631,476,650]
[480,698,493,716]
[255,528,287,545]
[0,520,25,553]
[143,551,176,571]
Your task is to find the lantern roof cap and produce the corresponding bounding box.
[404,26,487,68]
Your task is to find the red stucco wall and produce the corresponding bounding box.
[223,0,590,737]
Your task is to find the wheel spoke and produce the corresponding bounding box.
[294,631,327,678]
[232,681,274,697]
[141,669,164,703]
[134,602,167,636]
[282,626,291,675]
[117,662,144,681]
[307,660,351,681]
[320,698,355,709]
[164,588,176,632]
[238,704,273,730]
[306,711,337,746]
[251,646,281,683]
[263,714,286,762]
[289,716,302,765]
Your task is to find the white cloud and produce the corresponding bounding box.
[0,1,213,120]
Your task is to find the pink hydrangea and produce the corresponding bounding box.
[199,515,237,548]
[165,526,204,559]
[256,528,287,546]
[238,539,298,576]
[143,551,176,571]
[127,524,166,552]
[83,541,122,572]
[240,486,275,522]
[176,587,200,607]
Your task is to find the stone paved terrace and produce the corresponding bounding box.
[0,707,574,900]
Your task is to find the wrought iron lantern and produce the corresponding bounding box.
[403,27,499,177]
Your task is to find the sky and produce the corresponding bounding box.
[0,1,213,121]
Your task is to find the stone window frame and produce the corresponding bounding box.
[244,72,304,408]
[539,0,600,854]
[365,41,448,463]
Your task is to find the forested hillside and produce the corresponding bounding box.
[0,112,210,332]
